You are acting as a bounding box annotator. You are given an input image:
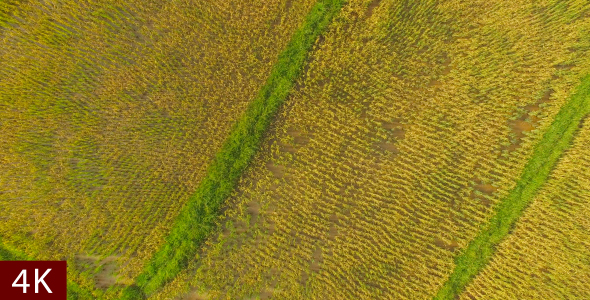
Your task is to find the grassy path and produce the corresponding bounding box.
[121,0,347,298]
[434,75,590,299]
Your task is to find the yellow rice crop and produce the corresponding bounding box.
[152,0,590,299]
[0,0,315,290]
[460,117,590,299]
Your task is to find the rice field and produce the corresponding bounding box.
[150,0,590,299]
[0,0,315,296]
[2,0,590,299]
[436,72,590,299]
[460,116,590,300]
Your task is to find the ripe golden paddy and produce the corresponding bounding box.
[2,0,590,299]
[461,117,590,300]
[0,0,314,295]
[152,0,590,299]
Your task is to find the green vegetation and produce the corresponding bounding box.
[67,281,95,300]
[434,74,590,299]
[0,240,27,261]
[125,0,347,297]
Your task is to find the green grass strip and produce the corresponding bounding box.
[434,75,590,300]
[0,240,94,300]
[0,240,28,261]
[121,0,347,298]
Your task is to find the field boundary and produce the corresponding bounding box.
[434,74,590,299]
[122,0,347,298]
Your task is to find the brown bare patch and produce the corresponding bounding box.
[391,128,406,139]
[441,54,452,75]
[505,118,536,152]
[235,220,248,234]
[95,257,118,289]
[74,255,120,290]
[504,143,520,152]
[553,63,574,70]
[475,183,497,194]
[278,141,297,153]
[328,225,338,240]
[504,88,552,152]
[479,196,492,207]
[382,121,405,139]
[381,120,402,130]
[378,142,399,154]
[427,79,442,88]
[284,0,293,12]
[267,162,286,178]
[433,238,460,252]
[266,220,276,235]
[300,271,309,285]
[366,0,383,18]
[513,120,535,133]
[329,213,339,223]
[310,247,323,272]
[183,290,209,300]
[525,103,540,112]
[74,254,99,268]
[540,89,553,103]
[260,289,273,300]
[288,128,310,145]
[247,201,260,216]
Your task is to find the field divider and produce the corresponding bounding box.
[434,75,590,300]
[121,0,347,298]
